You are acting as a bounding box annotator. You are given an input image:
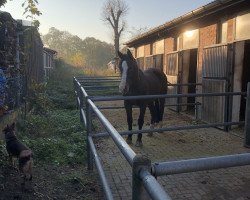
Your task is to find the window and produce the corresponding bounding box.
[173,37,178,51]
[236,12,250,40]
[183,29,199,49]
[153,40,164,55]
[136,46,145,58]
[217,20,228,43]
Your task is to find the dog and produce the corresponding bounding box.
[3,123,33,189]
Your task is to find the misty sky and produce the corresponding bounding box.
[1,0,212,43]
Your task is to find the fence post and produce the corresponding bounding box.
[177,84,181,113]
[79,88,83,123]
[86,99,94,170]
[73,79,78,109]
[244,82,250,148]
[132,154,151,200]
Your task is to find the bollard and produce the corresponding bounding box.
[132,154,151,200]
[86,100,94,170]
[244,82,250,148]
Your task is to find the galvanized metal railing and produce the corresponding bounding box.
[74,76,250,200]
[74,76,171,200]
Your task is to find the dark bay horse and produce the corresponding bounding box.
[117,49,168,147]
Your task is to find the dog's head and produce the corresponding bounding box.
[3,123,16,139]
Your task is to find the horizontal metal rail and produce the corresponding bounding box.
[88,136,114,200]
[80,86,88,98]
[87,99,136,166]
[92,121,245,138]
[90,92,246,102]
[96,102,202,110]
[83,85,118,89]
[80,80,120,84]
[152,153,250,177]
[75,75,120,78]
[76,77,120,81]
[140,169,172,200]
[81,82,201,87]
[168,83,202,86]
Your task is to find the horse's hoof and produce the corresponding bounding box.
[147,132,153,137]
[126,137,132,144]
[135,140,143,147]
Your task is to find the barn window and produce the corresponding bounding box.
[236,12,250,40]
[136,46,144,58]
[183,29,199,49]
[217,20,228,43]
[153,40,164,55]
[173,36,179,51]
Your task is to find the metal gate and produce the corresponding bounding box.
[202,44,234,124]
[165,51,183,111]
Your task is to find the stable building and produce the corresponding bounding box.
[125,0,250,125]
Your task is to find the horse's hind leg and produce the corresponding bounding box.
[154,99,160,123]
[158,97,166,129]
[147,102,157,137]
[136,104,146,147]
[125,102,133,144]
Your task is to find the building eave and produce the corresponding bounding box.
[125,0,246,47]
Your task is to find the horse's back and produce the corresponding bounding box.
[143,68,168,94]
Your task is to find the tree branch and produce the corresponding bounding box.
[106,17,115,29]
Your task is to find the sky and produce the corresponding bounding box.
[1,0,213,44]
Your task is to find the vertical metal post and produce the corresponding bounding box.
[177,82,181,113]
[79,88,83,123]
[132,154,151,200]
[86,99,94,170]
[73,79,77,108]
[244,82,250,148]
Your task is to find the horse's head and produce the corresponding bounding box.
[117,49,139,95]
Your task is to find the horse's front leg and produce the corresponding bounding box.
[136,104,146,147]
[125,101,133,144]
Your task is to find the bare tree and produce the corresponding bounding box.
[102,0,128,72]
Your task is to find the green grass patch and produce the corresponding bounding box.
[17,109,86,165]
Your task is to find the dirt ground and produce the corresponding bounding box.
[0,158,102,200]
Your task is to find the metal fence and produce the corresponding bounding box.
[74,76,250,200]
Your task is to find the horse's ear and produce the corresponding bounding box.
[127,49,134,60]
[117,51,124,59]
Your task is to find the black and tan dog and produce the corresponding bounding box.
[3,123,33,189]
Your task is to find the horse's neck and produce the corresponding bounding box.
[129,68,146,94]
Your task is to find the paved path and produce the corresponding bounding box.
[93,101,250,200]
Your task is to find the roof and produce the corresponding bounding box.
[125,0,246,47]
[43,47,57,55]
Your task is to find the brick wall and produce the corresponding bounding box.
[197,24,218,84]
[227,18,234,42]
[164,38,174,54]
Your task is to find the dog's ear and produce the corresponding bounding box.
[10,122,15,130]
[2,125,9,134]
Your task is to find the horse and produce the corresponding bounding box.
[117,49,168,147]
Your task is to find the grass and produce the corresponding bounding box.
[17,109,85,165]
[0,62,119,166]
